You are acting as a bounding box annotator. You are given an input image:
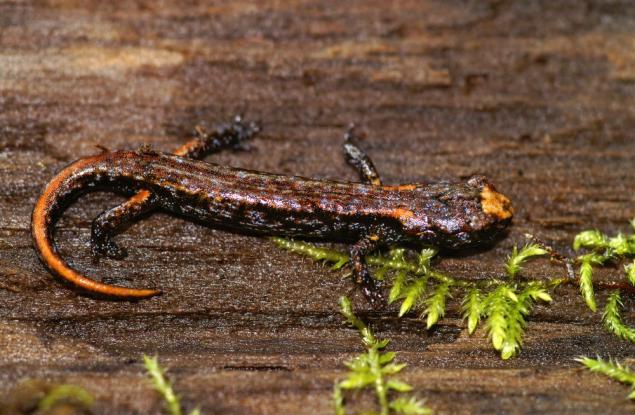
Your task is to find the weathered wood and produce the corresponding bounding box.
[1,0,635,413]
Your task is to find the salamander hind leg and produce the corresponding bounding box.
[343,125,382,186]
[175,115,261,158]
[91,191,157,260]
[349,233,384,307]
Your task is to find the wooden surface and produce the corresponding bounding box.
[1,1,635,413]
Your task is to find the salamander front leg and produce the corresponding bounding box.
[343,125,382,186]
[90,115,261,260]
[349,233,384,307]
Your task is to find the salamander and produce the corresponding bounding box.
[31,119,513,304]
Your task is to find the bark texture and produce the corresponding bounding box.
[1,1,635,413]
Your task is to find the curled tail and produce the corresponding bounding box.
[31,153,161,299]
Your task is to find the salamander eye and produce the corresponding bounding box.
[417,229,436,241]
[467,175,488,188]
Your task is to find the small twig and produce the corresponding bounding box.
[521,234,635,294]
[524,233,575,280]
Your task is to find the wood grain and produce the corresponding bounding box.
[1,0,635,413]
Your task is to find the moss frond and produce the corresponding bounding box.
[336,296,432,415]
[578,254,602,312]
[608,233,635,256]
[483,285,516,352]
[339,296,377,346]
[333,383,346,415]
[573,230,609,251]
[500,282,552,360]
[518,281,552,303]
[421,282,452,329]
[499,306,524,359]
[143,355,200,415]
[461,288,484,335]
[576,356,635,399]
[505,243,548,278]
[389,269,409,304]
[415,248,437,274]
[625,261,635,286]
[389,396,433,414]
[568,223,635,378]
[398,276,428,317]
[603,291,635,343]
[480,282,552,359]
[573,219,635,315]
[377,249,407,281]
[38,384,94,412]
[271,237,349,269]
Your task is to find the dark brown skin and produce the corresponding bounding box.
[31,125,513,303]
[90,116,260,260]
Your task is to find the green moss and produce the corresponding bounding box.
[274,238,553,359]
[143,355,200,415]
[335,296,432,415]
[577,356,635,400]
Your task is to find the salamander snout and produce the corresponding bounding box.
[470,176,514,222]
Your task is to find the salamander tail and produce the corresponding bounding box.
[31,155,162,299]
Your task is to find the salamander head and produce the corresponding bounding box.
[472,177,513,222]
[398,175,513,249]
